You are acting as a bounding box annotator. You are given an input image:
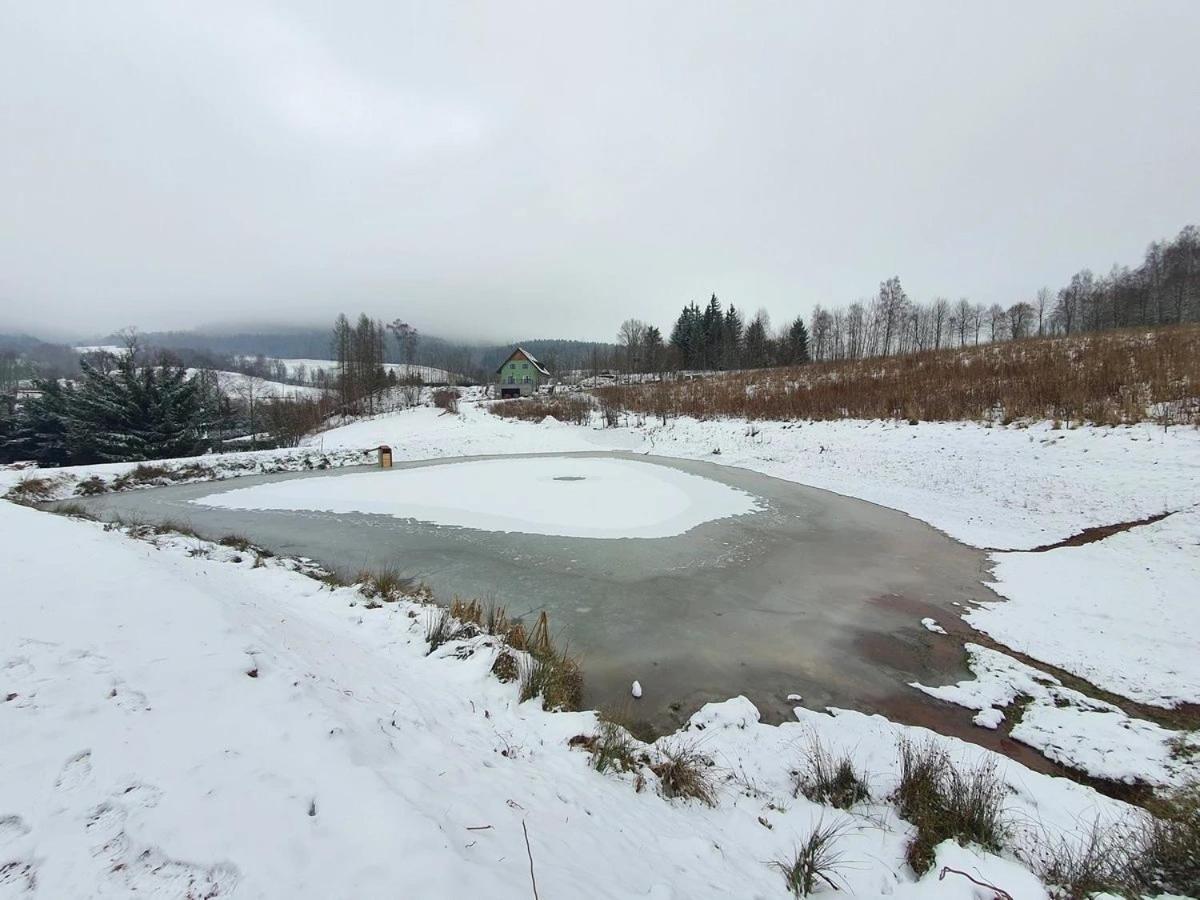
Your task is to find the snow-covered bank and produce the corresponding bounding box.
[0,501,1144,897]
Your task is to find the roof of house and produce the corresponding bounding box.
[496,347,551,377]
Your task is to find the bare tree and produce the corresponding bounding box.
[616,318,648,379]
[1034,287,1052,336]
[931,297,950,350]
[1007,302,1034,340]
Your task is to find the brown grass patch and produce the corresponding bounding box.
[489,395,594,425]
[596,325,1200,425]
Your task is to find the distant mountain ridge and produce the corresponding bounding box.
[84,327,618,378]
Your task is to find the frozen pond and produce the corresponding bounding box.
[65,453,1001,736]
[192,457,763,539]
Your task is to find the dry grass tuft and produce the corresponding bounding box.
[358,567,418,602]
[74,475,108,496]
[5,476,61,505]
[795,735,870,809]
[424,607,453,654]
[218,534,254,552]
[1128,783,1200,898]
[450,597,483,627]
[596,325,1200,426]
[51,501,95,520]
[515,612,583,711]
[490,650,519,683]
[893,738,1009,874]
[651,742,716,806]
[772,818,850,896]
[580,718,643,775]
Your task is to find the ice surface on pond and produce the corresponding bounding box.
[191,457,764,539]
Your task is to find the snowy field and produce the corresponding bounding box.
[3,394,1198,896]
[193,457,762,539]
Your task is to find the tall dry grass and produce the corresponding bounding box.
[595,325,1200,425]
[488,395,594,425]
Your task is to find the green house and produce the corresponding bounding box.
[496,347,550,398]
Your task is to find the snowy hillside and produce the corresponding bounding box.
[183,369,328,400]
[256,358,459,384]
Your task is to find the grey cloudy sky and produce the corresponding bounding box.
[3,1,1198,343]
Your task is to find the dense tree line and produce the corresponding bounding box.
[0,349,219,466]
[615,296,809,374]
[615,223,1199,372]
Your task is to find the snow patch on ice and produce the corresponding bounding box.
[193,457,764,539]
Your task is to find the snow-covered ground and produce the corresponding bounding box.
[193,457,762,539]
[0,501,1146,898]
[4,396,1198,896]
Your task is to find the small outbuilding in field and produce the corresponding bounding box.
[496,347,550,398]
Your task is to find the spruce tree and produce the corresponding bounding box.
[786,316,811,364]
[3,380,74,465]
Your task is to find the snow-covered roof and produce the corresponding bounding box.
[497,347,550,376]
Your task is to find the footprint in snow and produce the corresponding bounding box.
[0,859,37,894]
[0,815,31,845]
[54,750,93,792]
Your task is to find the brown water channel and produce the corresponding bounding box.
[62,453,1043,765]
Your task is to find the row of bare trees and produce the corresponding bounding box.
[808,225,1200,363]
[331,314,389,414]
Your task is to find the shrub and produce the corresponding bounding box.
[772,819,849,896]
[432,388,460,413]
[893,739,1009,874]
[651,742,716,806]
[795,736,870,809]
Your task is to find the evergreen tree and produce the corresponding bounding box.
[721,305,744,369]
[784,316,811,365]
[643,325,664,373]
[3,379,74,465]
[744,314,770,368]
[669,302,702,369]
[701,294,723,369]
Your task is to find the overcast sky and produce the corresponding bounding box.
[3,1,1198,343]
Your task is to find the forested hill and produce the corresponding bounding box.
[84,328,618,379]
